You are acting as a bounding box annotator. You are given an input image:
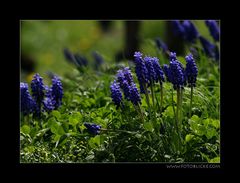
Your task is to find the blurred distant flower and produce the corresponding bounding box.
[84,122,101,135]
[63,48,76,64]
[75,54,88,67]
[189,47,199,59]
[92,51,104,70]
[155,37,168,52]
[199,36,216,58]
[205,20,219,42]
[171,20,186,39]
[182,20,199,43]
[20,82,36,115]
[63,48,88,68]
[172,20,199,43]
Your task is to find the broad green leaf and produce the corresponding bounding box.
[209,157,220,163]
[210,119,220,129]
[206,127,217,139]
[163,106,174,118]
[47,117,57,128]
[21,125,30,134]
[57,125,65,135]
[52,110,61,120]
[197,125,206,136]
[69,116,79,126]
[50,122,65,135]
[53,134,61,142]
[185,134,194,142]
[88,135,101,148]
[50,122,59,134]
[143,122,154,132]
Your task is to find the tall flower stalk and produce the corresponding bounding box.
[133,52,151,116]
[185,54,198,118]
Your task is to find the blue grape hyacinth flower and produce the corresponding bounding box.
[51,75,63,109]
[205,20,219,42]
[185,54,198,87]
[133,51,149,93]
[129,83,141,106]
[170,52,177,61]
[122,80,131,101]
[144,56,156,84]
[43,86,55,112]
[122,67,134,85]
[169,60,185,90]
[31,73,45,114]
[20,82,36,115]
[163,64,172,82]
[110,80,122,108]
[116,69,125,88]
[84,122,101,135]
[152,57,165,84]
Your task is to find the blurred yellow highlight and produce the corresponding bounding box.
[26,72,35,83]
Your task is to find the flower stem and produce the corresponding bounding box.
[143,83,151,119]
[160,83,163,114]
[189,86,193,118]
[171,88,177,129]
[137,103,145,123]
[176,88,181,131]
[150,80,155,107]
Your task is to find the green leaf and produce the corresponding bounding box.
[185,134,194,142]
[162,106,175,118]
[21,125,30,134]
[210,119,220,129]
[191,115,200,122]
[206,127,217,139]
[88,135,101,148]
[47,117,57,128]
[209,157,220,163]
[85,154,94,161]
[52,110,61,120]
[53,134,61,142]
[143,122,154,132]
[50,122,65,135]
[69,116,79,126]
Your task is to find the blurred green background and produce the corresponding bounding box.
[21,20,212,83]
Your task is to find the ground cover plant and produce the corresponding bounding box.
[20,20,220,163]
